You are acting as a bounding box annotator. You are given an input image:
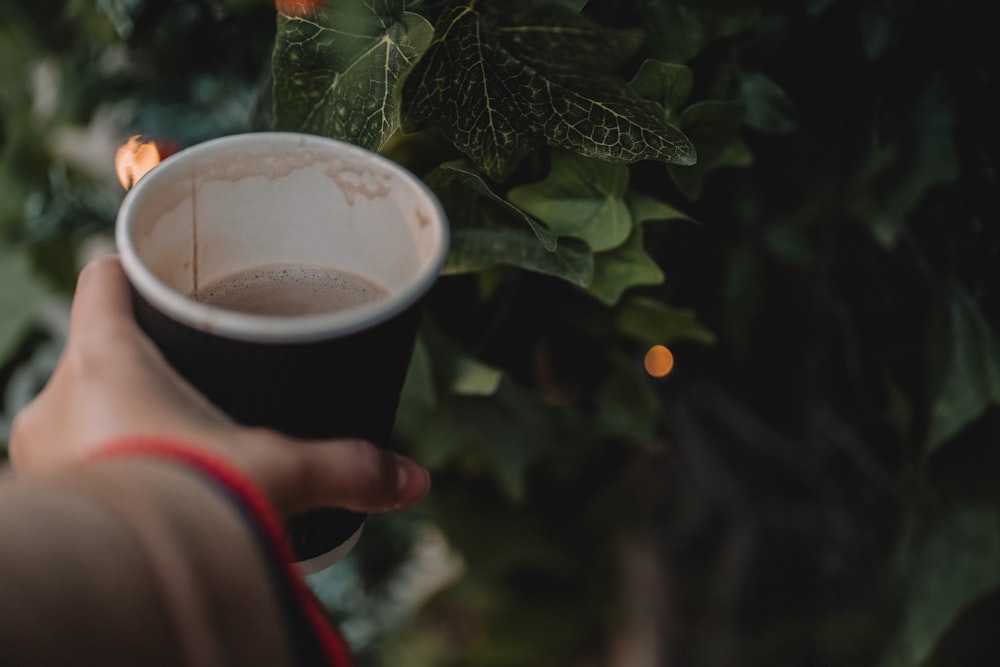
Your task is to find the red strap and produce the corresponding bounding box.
[86,437,354,667]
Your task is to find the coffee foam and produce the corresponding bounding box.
[191,263,388,317]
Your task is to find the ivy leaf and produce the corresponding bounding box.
[616,295,717,346]
[425,165,594,286]
[584,190,695,305]
[272,0,433,151]
[399,332,438,413]
[399,317,502,402]
[466,378,566,501]
[587,225,662,305]
[446,228,594,288]
[507,151,632,252]
[422,318,504,398]
[399,0,696,181]
[849,74,958,247]
[450,356,504,396]
[628,59,694,125]
[925,286,1000,454]
[669,99,753,200]
[879,504,1000,667]
[626,189,694,226]
[635,0,761,64]
[739,71,797,134]
[440,161,556,251]
[397,329,568,502]
[396,323,503,468]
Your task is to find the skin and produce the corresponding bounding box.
[8,256,431,515]
[0,256,431,666]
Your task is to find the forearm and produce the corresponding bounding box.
[0,456,293,666]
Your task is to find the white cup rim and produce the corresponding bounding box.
[116,132,448,344]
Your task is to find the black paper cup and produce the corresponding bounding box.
[115,132,448,572]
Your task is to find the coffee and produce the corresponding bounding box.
[191,263,388,316]
[119,132,448,570]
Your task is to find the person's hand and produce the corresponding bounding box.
[9,256,430,517]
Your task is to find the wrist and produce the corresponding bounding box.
[77,453,294,666]
[84,437,354,667]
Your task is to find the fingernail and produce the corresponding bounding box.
[395,455,430,506]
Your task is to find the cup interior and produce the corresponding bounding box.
[116,132,448,343]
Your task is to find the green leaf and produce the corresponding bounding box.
[850,73,958,247]
[587,224,663,305]
[405,321,503,401]
[450,357,504,397]
[925,286,1000,454]
[272,0,433,151]
[635,0,761,64]
[398,333,438,413]
[669,99,753,200]
[399,1,695,181]
[397,334,568,502]
[880,504,1000,667]
[440,161,556,251]
[425,164,595,286]
[396,321,568,500]
[446,228,594,288]
[0,246,52,362]
[507,151,632,252]
[628,59,694,124]
[396,322,503,468]
[616,295,717,346]
[423,317,504,398]
[469,378,565,501]
[626,189,695,225]
[587,188,696,304]
[739,71,797,134]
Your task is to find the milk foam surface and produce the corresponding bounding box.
[191,263,388,316]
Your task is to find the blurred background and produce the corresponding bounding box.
[2,1,999,665]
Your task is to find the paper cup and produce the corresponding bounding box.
[115,132,448,572]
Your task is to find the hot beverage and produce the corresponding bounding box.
[191,263,388,316]
[117,132,448,571]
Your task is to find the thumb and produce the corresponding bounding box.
[276,438,430,515]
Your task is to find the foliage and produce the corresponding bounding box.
[3,0,1000,666]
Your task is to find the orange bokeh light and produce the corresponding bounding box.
[275,0,324,16]
[644,345,675,378]
[115,135,161,190]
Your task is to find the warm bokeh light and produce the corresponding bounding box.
[274,0,324,16]
[644,344,675,378]
[115,135,161,190]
